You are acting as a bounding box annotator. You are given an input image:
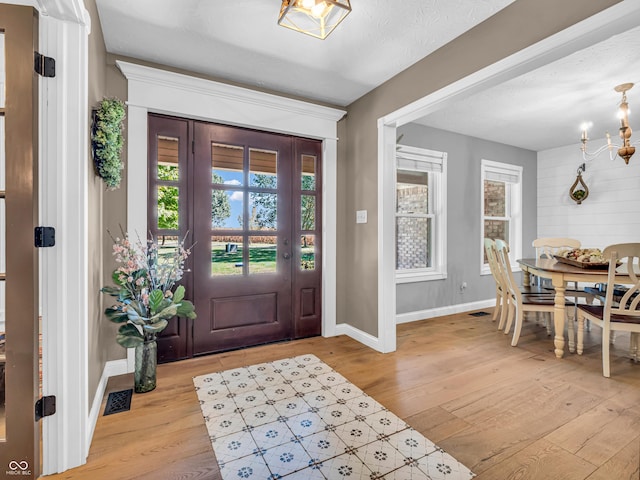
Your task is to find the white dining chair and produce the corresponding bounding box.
[485,238,550,331]
[532,237,596,302]
[576,243,640,377]
[495,239,574,347]
[533,237,596,334]
[484,238,505,324]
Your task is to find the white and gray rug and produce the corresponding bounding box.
[193,354,475,480]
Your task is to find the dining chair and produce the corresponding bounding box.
[484,238,505,324]
[576,243,640,377]
[494,239,574,347]
[533,237,596,333]
[532,237,596,302]
[485,238,550,330]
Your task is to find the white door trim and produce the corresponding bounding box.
[118,61,345,366]
[36,1,91,475]
[376,1,640,353]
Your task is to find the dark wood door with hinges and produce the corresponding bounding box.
[148,115,322,359]
[0,4,41,478]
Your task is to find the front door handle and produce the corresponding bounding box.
[283,252,291,260]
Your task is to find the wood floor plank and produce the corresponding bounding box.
[545,402,640,466]
[405,406,471,444]
[436,381,603,473]
[42,310,640,479]
[476,438,596,480]
[585,435,640,480]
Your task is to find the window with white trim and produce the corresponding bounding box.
[481,159,522,274]
[395,145,447,283]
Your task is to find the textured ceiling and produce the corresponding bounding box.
[95,0,515,107]
[414,25,640,152]
[95,1,640,153]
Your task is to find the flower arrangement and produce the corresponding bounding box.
[101,233,197,348]
[92,97,126,189]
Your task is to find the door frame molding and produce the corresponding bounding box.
[38,5,90,475]
[118,61,345,369]
[5,0,93,475]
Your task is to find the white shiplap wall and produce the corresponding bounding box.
[537,138,640,249]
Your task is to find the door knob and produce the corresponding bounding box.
[283,252,291,260]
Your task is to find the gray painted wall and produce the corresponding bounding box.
[339,0,620,336]
[395,123,538,314]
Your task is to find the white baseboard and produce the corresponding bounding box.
[334,323,384,352]
[86,358,128,452]
[396,299,495,324]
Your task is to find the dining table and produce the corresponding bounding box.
[516,257,627,358]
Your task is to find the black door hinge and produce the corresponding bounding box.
[35,226,55,248]
[34,52,55,78]
[35,396,56,421]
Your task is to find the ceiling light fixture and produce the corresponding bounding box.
[278,0,352,40]
[580,83,637,165]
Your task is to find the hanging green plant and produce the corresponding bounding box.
[92,98,126,189]
[569,164,589,205]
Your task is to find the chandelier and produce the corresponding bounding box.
[278,0,352,40]
[580,83,637,165]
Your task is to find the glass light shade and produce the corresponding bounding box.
[278,0,352,40]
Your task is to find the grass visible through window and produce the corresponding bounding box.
[210,243,315,274]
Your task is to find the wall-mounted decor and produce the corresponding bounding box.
[569,164,589,204]
[91,97,126,189]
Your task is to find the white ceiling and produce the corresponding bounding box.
[95,1,640,153]
[414,24,640,152]
[95,0,515,107]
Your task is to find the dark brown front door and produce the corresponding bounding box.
[192,122,294,354]
[0,4,40,477]
[148,116,322,358]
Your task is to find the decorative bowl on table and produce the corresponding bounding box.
[554,248,610,269]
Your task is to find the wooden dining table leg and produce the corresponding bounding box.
[552,275,566,358]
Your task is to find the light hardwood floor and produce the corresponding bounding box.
[44,310,640,480]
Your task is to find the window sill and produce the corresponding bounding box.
[396,271,447,284]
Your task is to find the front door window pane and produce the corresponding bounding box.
[249,192,277,231]
[157,186,179,230]
[211,236,243,276]
[301,235,315,270]
[249,236,277,274]
[396,217,431,269]
[249,148,277,188]
[301,195,315,230]
[157,135,179,180]
[212,143,244,185]
[212,189,240,229]
[302,155,316,191]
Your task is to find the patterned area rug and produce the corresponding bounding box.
[193,354,475,480]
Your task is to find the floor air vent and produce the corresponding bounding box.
[103,389,133,416]
[469,311,490,317]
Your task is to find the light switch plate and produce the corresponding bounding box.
[356,210,367,224]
